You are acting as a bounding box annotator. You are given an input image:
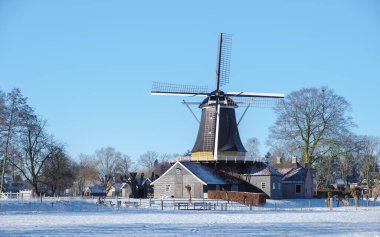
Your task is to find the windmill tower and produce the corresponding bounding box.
[152,33,284,162]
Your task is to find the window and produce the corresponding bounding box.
[261,182,266,189]
[165,185,171,192]
[295,184,301,193]
[272,183,276,190]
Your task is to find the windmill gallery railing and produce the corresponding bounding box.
[169,156,263,163]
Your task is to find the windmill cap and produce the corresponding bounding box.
[199,90,238,108]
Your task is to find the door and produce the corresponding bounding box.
[175,184,183,198]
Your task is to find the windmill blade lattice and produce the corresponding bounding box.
[152,82,208,96]
[233,96,283,108]
[218,33,232,87]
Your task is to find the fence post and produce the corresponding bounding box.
[329,197,333,210]
[139,198,141,208]
[149,198,152,207]
[161,199,163,210]
[225,203,227,211]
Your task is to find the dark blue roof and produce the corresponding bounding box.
[180,162,228,184]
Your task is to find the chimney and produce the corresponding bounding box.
[276,156,282,164]
[291,156,297,164]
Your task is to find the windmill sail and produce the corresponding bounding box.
[151,82,208,96]
[212,33,233,160]
[218,33,232,87]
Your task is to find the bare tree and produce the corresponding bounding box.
[73,154,98,196]
[95,147,123,193]
[358,136,380,189]
[185,184,192,203]
[138,150,159,173]
[245,137,260,161]
[10,116,62,196]
[0,88,33,192]
[337,134,363,187]
[269,87,354,165]
[118,154,134,178]
[40,150,75,196]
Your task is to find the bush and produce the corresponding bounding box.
[208,190,266,206]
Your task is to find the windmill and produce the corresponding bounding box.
[151,33,284,162]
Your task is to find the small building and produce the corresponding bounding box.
[151,161,228,199]
[84,186,106,197]
[136,177,153,198]
[120,176,153,198]
[242,165,283,199]
[107,182,123,197]
[121,182,132,198]
[275,157,313,199]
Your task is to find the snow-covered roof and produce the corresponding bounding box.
[250,165,283,176]
[276,168,293,175]
[135,177,152,186]
[180,162,228,185]
[151,161,228,185]
[281,167,308,182]
[86,186,106,194]
[111,182,124,190]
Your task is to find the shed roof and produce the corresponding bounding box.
[87,186,106,194]
[251,165,283,176]
[151,161,230,185]
[280,167,308,182]
[180,162,228,185]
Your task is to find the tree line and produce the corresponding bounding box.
[0,88,174,196]
[1,87,379,196]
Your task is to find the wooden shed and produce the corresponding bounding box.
[151,161,230,199]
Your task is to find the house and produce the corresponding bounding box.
[151,160,277,199]
[107,182,123,197]
[241,165,283,199]
[120,175,153,198]
[275,156,313,199]
[151,161,233,199]
[136,177,153,198]
[121,182,132,197]
[84,186,106,197]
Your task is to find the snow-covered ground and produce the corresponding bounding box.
[1,198,380,236]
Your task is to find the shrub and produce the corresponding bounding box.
[208,190,266,206]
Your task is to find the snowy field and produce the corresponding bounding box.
[1,198,380,236]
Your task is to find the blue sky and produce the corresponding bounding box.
[1,1,379,161]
